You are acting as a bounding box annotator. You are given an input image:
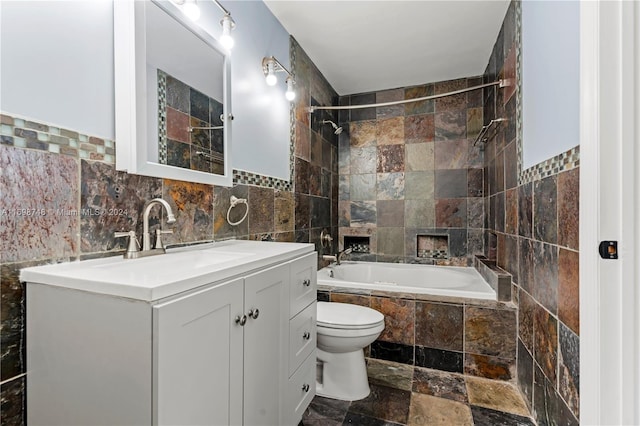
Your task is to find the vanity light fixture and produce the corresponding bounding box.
[171,0,236,49]
[262,56,296,101]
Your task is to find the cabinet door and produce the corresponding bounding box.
[153,279,244,426]
[243,263,289,426]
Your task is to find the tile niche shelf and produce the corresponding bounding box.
[416,234,449,259]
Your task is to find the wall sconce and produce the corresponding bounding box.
[171,0,235,49]
[262,56,296,101]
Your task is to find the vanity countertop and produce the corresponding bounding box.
[20,240,314,302]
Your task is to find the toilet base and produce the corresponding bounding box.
[315,347,370,401]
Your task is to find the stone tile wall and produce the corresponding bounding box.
[337,76,485,265]
[317,288,518,381]
[0,37,338,425]
[483,2,580,424]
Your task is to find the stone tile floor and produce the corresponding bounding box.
[301,358,536,426]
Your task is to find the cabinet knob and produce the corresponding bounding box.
[248,308,260,320]
[303,331,311,340]
[235,315,247,326]
[302,383,310,393]
[302,279,311,287]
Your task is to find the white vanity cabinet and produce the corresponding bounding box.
[23,241,317,426]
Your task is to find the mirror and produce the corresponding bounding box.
[114,0,232,186]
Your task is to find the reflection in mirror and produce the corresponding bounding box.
[114,0,232,186]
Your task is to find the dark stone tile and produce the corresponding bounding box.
[467,229,484,256]
[464,353,515,381]
[494,192,505,233]
[470,406,536,426]
[295,157,310,194]
[468,168,484,197]
[534,364,579,426]
[302,395,349,426]
[435,78,467,113]
[322,140,333,171]
[377,200,404,227]
[376,172,404,201]
[209,98,223,126]
[342,411,403,426]
[464,306,517,359]
[347,384,411,424]
[412,368,468,403]
[189,87,210,122]
[376,227,404,257]
[434,139,468,169]
[350,146,377,174]
[436,199,467,228]
[467,199,484,229]
[351,201,376,227]
[558,167,579,250]
[415,302,463,351]
[517,340,534,411]
[166,106,190,143]
[248,185,274,234]
[558,323,580,417]
[295,229,310,243]
[295,193,310,230]
[504,97,516,144]
[0,264,25,381]
[274,190,295,233]
[534,175,558,244]
[502,234,518,285]
[0,376,25,426]
[518,182,533,238]
[558,248,579,335]
[415,346,463,373]
[296,122,311,162]
[311,196,331,229]
[166,139,191,169]
[518,289,536,353]
[371,297,415,346]
[317,290,330,302]
[370,341,414,365]
[404,84,434,116]
[309,164,322,197]
[467,77,484,108]
[350,93,376,122]
[376,89,404,119]
[311,131,323,167]
[505,188,518,235]
[435,110,466,141]
[165,73,190,113]
[534,303,558,386]
[376,145,404,173]
[448,229,468,258]
[366,359,413,391]
[350,121,376,148]
[435,169,468,199]
[80,160,162,253]
[533,242,558,315]
[404,114,434,144]
[518,238,535,295]
[494,149,504,194]
[504,141,518,190]
[162,179,213,244]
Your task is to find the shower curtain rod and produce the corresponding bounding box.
[308,79,506,113]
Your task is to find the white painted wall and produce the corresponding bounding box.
[1,0,292,180]
[0,0,115,139]
[522,0,580,170]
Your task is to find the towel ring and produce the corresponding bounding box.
[227,196,248,226]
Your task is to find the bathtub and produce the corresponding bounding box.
[317,261,496,300]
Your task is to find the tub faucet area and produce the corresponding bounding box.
[322,248,353,265]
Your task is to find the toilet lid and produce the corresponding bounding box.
[317,302,384,330]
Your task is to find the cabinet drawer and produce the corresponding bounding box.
[289,301,316,377]
[289,252,317,317]
[286,353,316,425]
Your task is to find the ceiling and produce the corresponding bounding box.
[263,1,510,95]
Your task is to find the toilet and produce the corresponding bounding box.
[315,302,385,401]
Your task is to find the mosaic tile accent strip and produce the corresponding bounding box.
[349,243,370,253]
[418,249,448,259]
[0,113,115,164]
[157,70,168,165]
[514,1,579,185]
[232,169,292,191]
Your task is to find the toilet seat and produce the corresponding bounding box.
[317,301,384,330]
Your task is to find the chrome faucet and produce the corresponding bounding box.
[322,248,353,265]
[142,198,176,252]
[114,198,176,259]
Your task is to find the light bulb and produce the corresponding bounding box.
[285,78,295,101]
[183,0,200,21]
[220,15,234,50]
[265,61,277,86]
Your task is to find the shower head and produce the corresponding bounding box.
[322,120,343,135]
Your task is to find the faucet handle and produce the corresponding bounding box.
[114,231,140,254]
[155,228,173,250]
